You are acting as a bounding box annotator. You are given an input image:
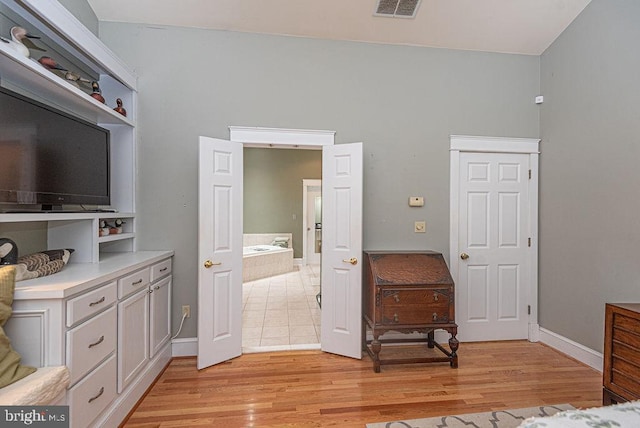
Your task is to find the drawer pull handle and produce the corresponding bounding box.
[88,335,105,348]
[394,295,400,303]
[432,313,438,321]
[434,294,439,301]
[132,279,143,286]
[88,387,105,403]
[89,296,105,307]
[393,313,399,323]
[159,267,168,272]
[154,285,160,290]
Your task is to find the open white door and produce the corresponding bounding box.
[321,142,363,359]
[198,136,243,369]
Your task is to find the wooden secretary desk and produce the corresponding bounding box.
[362,250,459,372]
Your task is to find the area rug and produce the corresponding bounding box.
[366,404,575,428]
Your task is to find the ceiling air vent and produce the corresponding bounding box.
[375,0,421,18]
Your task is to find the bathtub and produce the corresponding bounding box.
[243,245,294,282]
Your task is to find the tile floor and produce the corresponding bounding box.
[242,264,321,351]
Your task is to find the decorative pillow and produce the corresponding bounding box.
[14,249,74,282]
[0,266,36,388]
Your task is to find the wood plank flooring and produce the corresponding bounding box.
[122,341,602,427]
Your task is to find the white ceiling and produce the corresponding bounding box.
[87,0,592,55]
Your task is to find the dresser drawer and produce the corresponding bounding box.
[615,312,640,336]
[118,267,151,299]
[66,282,117,327]
[66,306,117,385]
[381,288,451,305]
[68,355,117,428]
[380,304,450,325]
[150,258,172,282]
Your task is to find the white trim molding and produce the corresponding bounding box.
[450,135,540,154]
[449,135,540,342]
[229,126,335,148]
[539,328,603,372]
[171,337,198,357]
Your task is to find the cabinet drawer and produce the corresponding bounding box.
[380,304,450,325]
[66,282,117,327]
[381,288,450,305]
[118,267,151,299]
[66,306,117,385]
[615,312,640,336]
[68,355,117,428]
[150,258,172,282]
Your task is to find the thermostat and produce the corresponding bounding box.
[409,196,424,207]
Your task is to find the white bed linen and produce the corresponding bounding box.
[0,366,69,405]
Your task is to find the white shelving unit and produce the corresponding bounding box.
[0,0,138,263]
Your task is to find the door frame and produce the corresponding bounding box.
[449,135,540,341]
[302,179,322,266]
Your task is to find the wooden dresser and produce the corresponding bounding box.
[603,303,640,404]
[362,250,458,372]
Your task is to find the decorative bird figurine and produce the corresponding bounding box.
[0,238,18,265]
[113,98,127,117]
[2,26,45,58]
[64,70,91,86]
[90,81,105,103]
[38,56,67,71]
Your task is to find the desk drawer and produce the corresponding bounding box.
[66,282,117,327]
[66,306,117,385]
[150,258,172,282]
[380,304,450,325]
[118,267,150,299]
[381,288,451,305]
[68,355,117,428]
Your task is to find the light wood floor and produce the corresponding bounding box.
[122,341,602,428]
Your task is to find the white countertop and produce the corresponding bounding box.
[14,251,174,300]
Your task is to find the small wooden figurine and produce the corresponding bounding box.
[90,81,105,104]
[99,220,110,236]
[38,56,67,71]
[113,98,127,117]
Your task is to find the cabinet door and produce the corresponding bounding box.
[117,288,149,393]
[150,276,171,358]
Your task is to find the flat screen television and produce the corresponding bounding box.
[0,86,110,211]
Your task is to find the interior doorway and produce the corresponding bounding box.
[242,153,322,351]
[198,129,363,370]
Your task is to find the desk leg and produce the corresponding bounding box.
[371,332,382,373]
[448,328,459,368]
[427,330,435,348]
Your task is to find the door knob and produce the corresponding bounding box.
[342,257,358,265]
[460,253,469,260]
[204,260,221,268]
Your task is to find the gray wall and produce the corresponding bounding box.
[244,148,321,258]
[58,0,98,36]
[539,0,640,352]
[99,23,540,338]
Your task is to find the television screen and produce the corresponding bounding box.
[0,86,110,210]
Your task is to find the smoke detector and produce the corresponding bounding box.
[374,0,422,18]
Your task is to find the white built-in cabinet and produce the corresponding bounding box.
[0,2,174,427]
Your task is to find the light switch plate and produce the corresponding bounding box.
[414,221,426,233]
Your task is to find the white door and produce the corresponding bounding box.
[198,137,243,369]
[321,142,363,359]
[457,151,531,341]
[306,188,321,265]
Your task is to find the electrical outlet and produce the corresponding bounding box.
[182,305,191,318]
[414,221,426,233]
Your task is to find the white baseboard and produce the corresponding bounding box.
[539,327,603,372]
[172,337,198,357]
